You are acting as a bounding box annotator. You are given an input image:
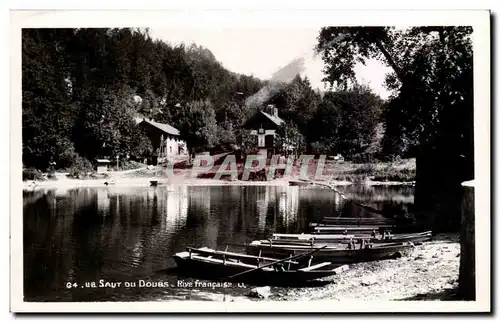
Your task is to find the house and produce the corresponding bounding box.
[242,104,285,157]
[135,116,188,163]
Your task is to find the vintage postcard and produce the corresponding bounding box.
[10,8,491,313]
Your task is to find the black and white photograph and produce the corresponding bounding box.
[10,9,490,313]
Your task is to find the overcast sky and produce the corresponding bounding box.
[149,28,393,99]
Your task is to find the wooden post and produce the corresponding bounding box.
[287,254,292,270]
[458,181,475,300]
[223,254,226,266]
[189,248,192,259]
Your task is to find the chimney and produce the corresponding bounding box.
[267,104,277,116]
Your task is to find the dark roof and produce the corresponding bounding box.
[259,111,285,126]
[139,119,180,136]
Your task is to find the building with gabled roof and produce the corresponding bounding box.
[242,104,286,157]
[135,116,187,163]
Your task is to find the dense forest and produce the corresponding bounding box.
[23,28,262,171]
[22,28,394,172]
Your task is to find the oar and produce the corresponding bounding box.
[326,184,385,216]
[226,245,328,280]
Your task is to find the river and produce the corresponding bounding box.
[23,184,414,302]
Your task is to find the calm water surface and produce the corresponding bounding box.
[23,184,414,301]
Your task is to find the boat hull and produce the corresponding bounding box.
[270,231,432,245]
[173,254,341,286]
[245,243,415,265]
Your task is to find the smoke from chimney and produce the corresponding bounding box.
[245,57,306,108]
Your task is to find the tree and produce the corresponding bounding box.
[237,129,258,157]
[270,75,321,135]
[175,100,219,156]
[315,26,474,230]
[275,122,306,157]
[328,84,384,158]
[216,120,237,149]
[308,92,342,155]
[129,128,153,158]
[22,29,77,169]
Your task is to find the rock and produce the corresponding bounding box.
[333,265,349,274]
[360,278,377,286]
[392,251,403,259]
[246,286,271,299]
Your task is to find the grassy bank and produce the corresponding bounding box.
[326,158,416,183]
[184,155,416,184]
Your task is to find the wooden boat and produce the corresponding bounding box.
[245,241,416,265]
[271,231,432,245]
[173,247,348,285]
[312,225,393,234]
[289,180,312,187]
[319,217,397,226]
[309,222,394,229]
[274,233,357,241]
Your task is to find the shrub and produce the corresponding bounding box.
[23,168,44,181]
[350,152,376,164]
[350,163,377,175]
[119,160,144,171]
[89,172,109,180]
[67,155,94,179]
[47,172,58,181]
[371,168,416,182]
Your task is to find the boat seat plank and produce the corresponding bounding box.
[322,216,396,222]
[273,233,356,239]
[313,224,395,229]
[186,247,299,264]
[314,226,391,231]
[298,262,332,272]
[190,255,257,269]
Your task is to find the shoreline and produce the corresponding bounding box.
[272,234,459,301]
[22,176,414,192]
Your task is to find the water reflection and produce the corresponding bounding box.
[23,184,414,302]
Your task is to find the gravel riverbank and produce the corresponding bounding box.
[269,234,459,301]
[162,234,460,303]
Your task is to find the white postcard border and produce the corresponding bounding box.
[9,8,491,313]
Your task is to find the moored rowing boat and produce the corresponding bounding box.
[319,216,397,225]
[312,225,393,234]
[173,247,348,285]
[271,230,432,245]
[245,241,416,265]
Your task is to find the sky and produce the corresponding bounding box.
[149,28,393,99]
